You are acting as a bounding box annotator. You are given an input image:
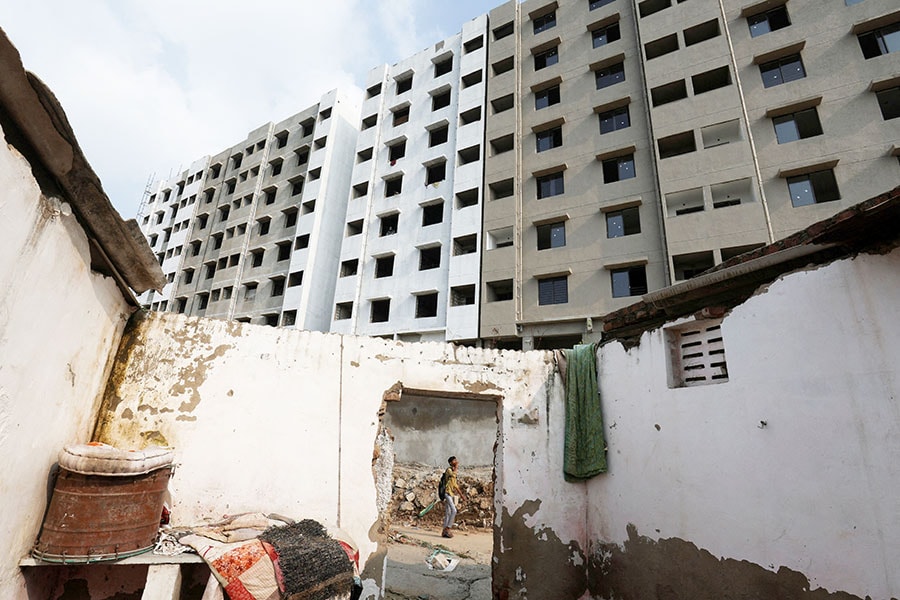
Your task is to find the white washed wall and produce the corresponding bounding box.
[0,127,132,599]
[591,249,900,599]
[94,311,582,594]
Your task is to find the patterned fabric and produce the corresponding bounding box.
[181,536,279,600]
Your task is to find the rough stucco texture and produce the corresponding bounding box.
[92,310,575,591]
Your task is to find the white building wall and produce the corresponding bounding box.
[137,156,210,310]
[136,89,362,330]
[0,125,132,599]
[446,16,489,342]
[331,19,489,342]
[590,249,900,598]
[284,88,363,330]
[330,66,389,336]
[92,311,579,597]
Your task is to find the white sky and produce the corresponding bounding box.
[0,1,497,219]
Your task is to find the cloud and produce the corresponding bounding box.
[0,0,493,217]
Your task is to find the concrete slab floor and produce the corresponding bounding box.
[385,526,491,600]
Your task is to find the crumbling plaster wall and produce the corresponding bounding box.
[93,310,586,597]
[589,250,900,599]
[0,125,132,599]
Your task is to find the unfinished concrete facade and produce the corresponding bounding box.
[137,88,363,331]
[479,0,900,350]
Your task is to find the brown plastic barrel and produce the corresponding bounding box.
[33,466,172,563]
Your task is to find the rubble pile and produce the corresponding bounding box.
[388,462,494,530]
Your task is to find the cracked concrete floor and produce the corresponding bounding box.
[384,526,492,600]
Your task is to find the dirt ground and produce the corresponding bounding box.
[384,525,492,600]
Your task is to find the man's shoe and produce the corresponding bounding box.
[442,528,453,538]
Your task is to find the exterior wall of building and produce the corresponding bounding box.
[330,17,490,343]
[91,311,581,598]
[650,0,900,275]
[0,124,133,599]
[478,0,900,349]
[481,0,673,349]
[136,88,363,331]
[588,248,900,599]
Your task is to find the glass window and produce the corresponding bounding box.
[537,222,566,250]
[747,6,791,37]
[535,85,561,109]
[772,108,823,143]
[787,170,840,207]
[858,23,900,59]
[599,106,630,134]
[534,47,559,70]
[875,86,900,120]
[606,206,641,238]
[602,155,636,183]
[593,23,621,48]
[536,127,563,152]
[611,266,648,297]
[534,12,557,34]
[760,54,806,88]
[596,62,626,89]
[537,172,565,198]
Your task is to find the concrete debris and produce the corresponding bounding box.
[388,463,494,529]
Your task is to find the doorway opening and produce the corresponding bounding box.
[373,384,500,599]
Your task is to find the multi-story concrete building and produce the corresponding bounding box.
[137,0,898,348]
[137,89,362,330]
[328,16,490,343]
[478,0,899,349]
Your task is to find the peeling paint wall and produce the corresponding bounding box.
[589,250,900,599]
[0,124,132,599]
[92,311,583,597]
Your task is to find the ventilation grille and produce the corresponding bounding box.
[674,321,728,387]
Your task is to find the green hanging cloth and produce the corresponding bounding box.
[563,343,608,481]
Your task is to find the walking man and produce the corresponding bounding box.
[442,456,466,538]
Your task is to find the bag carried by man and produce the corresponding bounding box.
[438,470,448,501]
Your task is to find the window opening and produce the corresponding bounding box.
[537,221,566,249]
[538,276,568,305]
